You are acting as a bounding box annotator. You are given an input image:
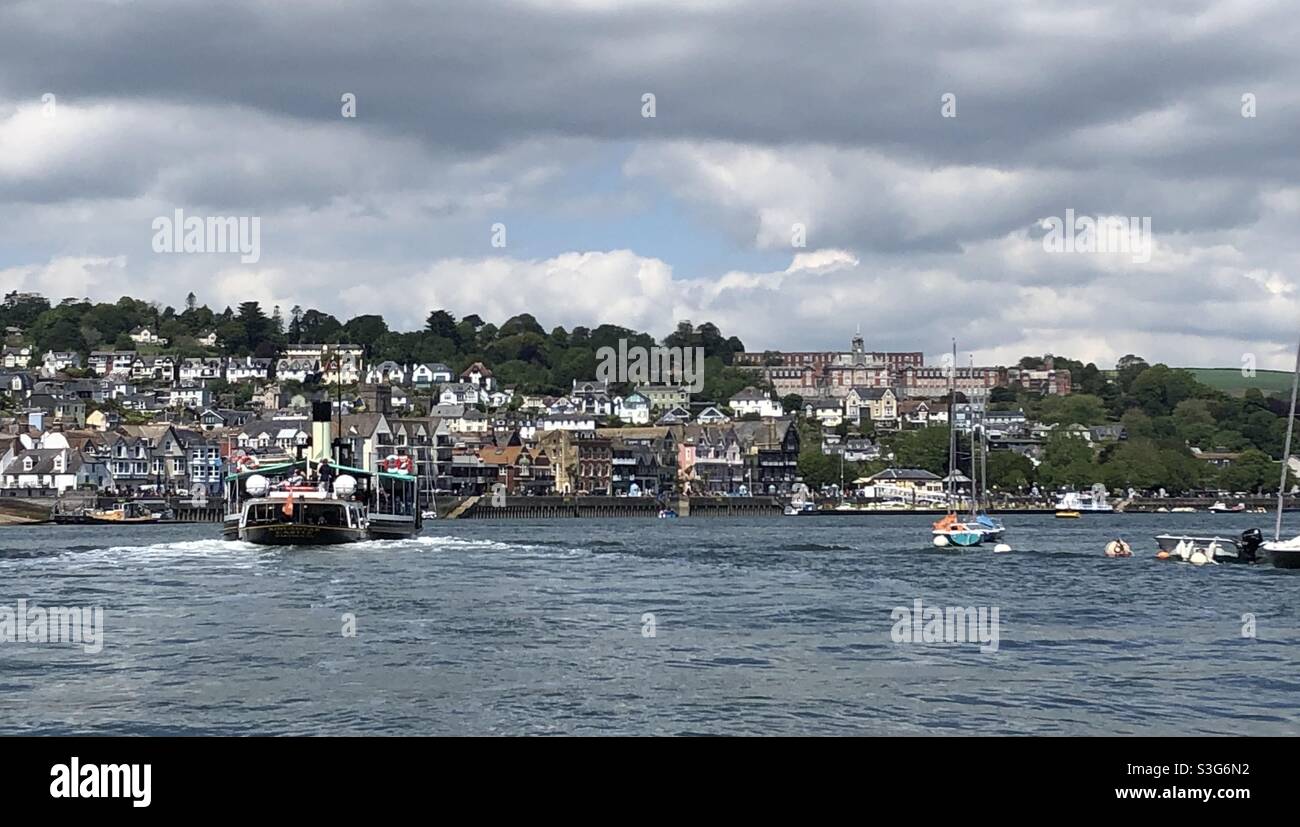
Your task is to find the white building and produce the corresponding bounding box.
[129,326,169,346]
[728,387,784,418]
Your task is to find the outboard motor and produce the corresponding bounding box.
[1240,528,1264,562]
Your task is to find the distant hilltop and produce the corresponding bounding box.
[1184,368,1295,398]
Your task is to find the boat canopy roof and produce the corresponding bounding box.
[226,458,415,482]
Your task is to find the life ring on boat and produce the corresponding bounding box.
[235,453,260,470]
[381,454,414,473]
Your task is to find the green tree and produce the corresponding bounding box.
[1038,393,1108,425]
[1129,364,1204,417]
[889,426,954,476]
[1036,432,1097,489]
[986,451,1034,490]
[1218,449,1282,494]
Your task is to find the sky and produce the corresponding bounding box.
[2,0,1299,368]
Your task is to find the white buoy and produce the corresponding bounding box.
[1189,550,1208,566]
[993,543,1012,553]
[932,535,949,547]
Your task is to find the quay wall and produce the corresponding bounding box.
[453,496,785,519]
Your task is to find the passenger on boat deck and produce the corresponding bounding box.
[284,469,306,488]
[317,458,337,492]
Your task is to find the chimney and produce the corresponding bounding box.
[310,400,332,462]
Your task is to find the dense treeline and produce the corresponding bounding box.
[0,292,756,400]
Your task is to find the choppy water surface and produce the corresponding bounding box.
[1,514,1297,735]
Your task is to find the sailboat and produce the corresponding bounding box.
[932,343,991,547]
[1260,335,1300,568]
[969,388,1006,541]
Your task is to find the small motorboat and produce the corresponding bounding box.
[657,508,678,519]
[1154,530,1263,564]
[1055,489,1113,516]
[86,502,161,524]
[1209,501,1246,513]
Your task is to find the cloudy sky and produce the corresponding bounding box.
[2,0,1299,368]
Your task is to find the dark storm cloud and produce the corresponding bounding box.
[2,0,1299,366]
[3,0,1296,172]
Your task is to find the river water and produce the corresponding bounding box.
[1,514,1296,735]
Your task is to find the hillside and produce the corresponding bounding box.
[1186,368,1295,397]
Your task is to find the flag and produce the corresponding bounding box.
[282,491,294,518]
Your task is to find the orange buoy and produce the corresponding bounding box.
[1156,550,1170,560]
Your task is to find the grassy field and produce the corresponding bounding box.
[1187,368,1295,397]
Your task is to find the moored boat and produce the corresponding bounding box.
[1260,536,1300,569]
[932,512,988,546]
[1209,501,1246,513]
[1154,531,1257,564]
[1255,331,1300,569]
[1054,488,1112,517]
[930,342,994,548]
[86,502,162,524]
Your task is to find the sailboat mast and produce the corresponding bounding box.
[968,355,977,515]
[979,387,988,511]
[948,340,957,509]
[1275,337,1300,541]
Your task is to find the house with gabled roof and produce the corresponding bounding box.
[803,397,844,427]
[179,357,225,383]
[460,361,496,391]
[89,350,136,376]
[2,345,33,369]
[695,405,731,424]
[845,386,898,425]
[655,406,692,425]
[614,391,652,425]
[41,350,82,376]
[366,360,407,385]
[129,326,167,346]
[411,362,454,388]
[438,383,481,406]
[676,424,743,495]
[731,417,801,494]
[728,386,784,418]
[226,356,272,383]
